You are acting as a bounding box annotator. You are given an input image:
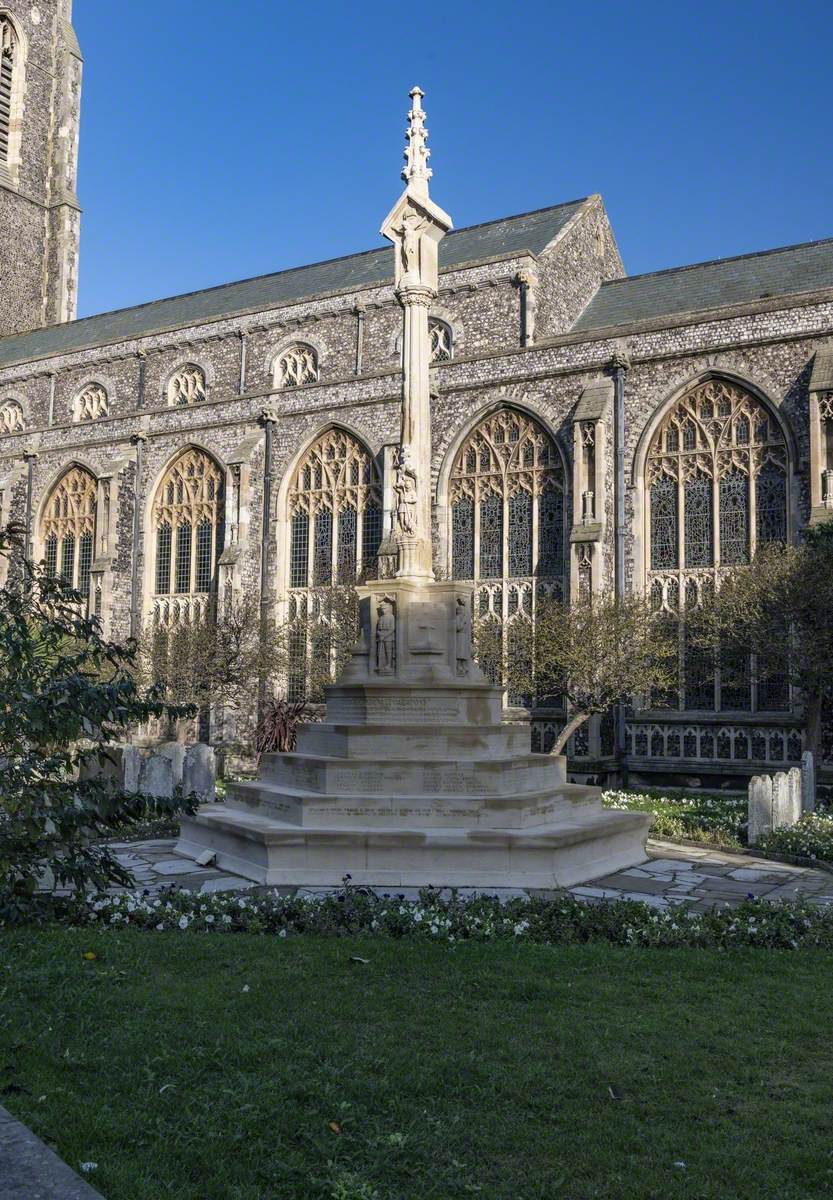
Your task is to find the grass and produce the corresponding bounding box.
[2,931,833,1199]
[602,788,747,846]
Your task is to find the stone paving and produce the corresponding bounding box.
[109,836,833,908]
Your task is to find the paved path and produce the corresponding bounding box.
[109,836,833,909]
[0,1104,104,1200]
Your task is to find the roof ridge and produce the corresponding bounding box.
[0,199,588,344]
[595,234,833,289]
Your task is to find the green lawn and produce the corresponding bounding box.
[2,932,832,1200]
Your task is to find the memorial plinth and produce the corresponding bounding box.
[176,579,650,888]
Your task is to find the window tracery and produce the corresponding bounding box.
[429,318,453,363]
[646,377,789,715]
[275,343,319,388]
[450,408,566,700]
[40,466,97,602]
[167,364,207,407]
[0,399,24,434]
[73,383,109,423]
[152,449,224,622]
[286,429,382,697]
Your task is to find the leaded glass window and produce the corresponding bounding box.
[39,466,97,605]
[756,463,787,546]
[152,450,224,615]
[719,470,749,565]
[286,428,381,695]
[429,318,453,363]
[448,408,567,704]
[650,474,678,570]
[275,344,318,388]
[645,377,790,721]
[684,474,713,568]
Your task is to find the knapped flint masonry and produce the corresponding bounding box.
[174,89,650,888]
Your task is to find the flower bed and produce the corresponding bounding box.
[68,885,833,950]
[602,788,746,846]
[755,811,833,862]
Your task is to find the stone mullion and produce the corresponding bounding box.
[531,476,540,583]
[472,479,481,593]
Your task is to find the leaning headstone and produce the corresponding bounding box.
[182,742,216,802]
[156,741,186,788]
[139,754,174,799]
[122,745,142,794]
[801,750,816,812]
[748,774,773,845]
[786,767,802,824]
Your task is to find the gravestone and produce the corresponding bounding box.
[801,750,816,812]
[748,774,773,845]
[183,743,216,802]
[156,741,185,789]
[122,745,141,793]
[139,754,174,799]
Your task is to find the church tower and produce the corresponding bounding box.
[0,0,82,337]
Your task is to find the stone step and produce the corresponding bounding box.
[176,805,651,890]
[295,721,533,760]
[225,777,602,829]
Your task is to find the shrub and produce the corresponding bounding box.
[755,812,833,862]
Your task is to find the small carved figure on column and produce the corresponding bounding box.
[455,596,472,677]
[399,211,422,277]
[393,445,418,537]
[375,600,396,674]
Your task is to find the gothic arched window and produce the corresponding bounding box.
[429,318,453,363]
[0,16,18,166]
[275,344,319,389]
[645,377,789,714]
[40,466,97,602]
[73,383,109,423]
[285,429,381,698]
[152,450,224,618]
[0,399,25,434]
[167,364,206,407]
[449,408,566,689]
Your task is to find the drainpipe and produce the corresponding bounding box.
[612,343,630,786]
[258,408,276,714]
[129,432,146,639]
[23,449,37,561]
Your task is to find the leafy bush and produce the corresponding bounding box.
[65,884,833,950]
[0,531,195,921]
[602,788,746,846]
[755,812,833,862]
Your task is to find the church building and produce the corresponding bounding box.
[2,0,833,785]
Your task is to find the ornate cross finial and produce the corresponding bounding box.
[402,86,432,199]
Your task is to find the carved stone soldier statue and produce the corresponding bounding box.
[455,596,472,677]
[375,600,396,674]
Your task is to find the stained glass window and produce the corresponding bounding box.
[684,474,713,568]
[313,510,333,586]
[175,523,192,593]
[337,507,357,584]
[507,490,532,577]
[537,486,564,578]
[44,533,58,578]
[195,520,213,593]
[61,535,75,585]
[290,512,309,588]
[362,505,382,573]
[78,532,93,600]
[156,524,172,594]
[650,474,678,570]
[719,470,749,565]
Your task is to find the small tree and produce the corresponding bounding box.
[688,523,833,762]
[496,594,677,755]
[0,527,194,921]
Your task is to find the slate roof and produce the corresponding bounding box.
[0,200,587,370]
[572,237,833,333]
[810,342,833,392]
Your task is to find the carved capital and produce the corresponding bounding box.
[515,268,538,289]
[610,340,631,371]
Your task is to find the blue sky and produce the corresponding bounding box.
[74,0,833,318]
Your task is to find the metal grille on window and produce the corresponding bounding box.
[151,450,224,621]
[39,467,97,595]
[361,505,382,574]
[449,407,566,703]
[78,532,93,601]
[644,377,790,726]
[719,470,749,565]
[650,474,678,570]
[175,523,192,593]
[195,520,213,592]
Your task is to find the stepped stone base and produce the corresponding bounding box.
[176,578,650,889]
